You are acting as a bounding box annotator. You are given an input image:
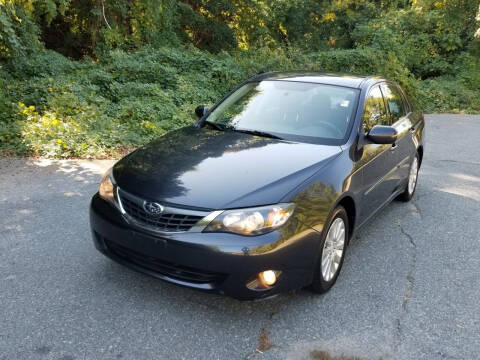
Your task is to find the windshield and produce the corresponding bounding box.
[206,80,359,144]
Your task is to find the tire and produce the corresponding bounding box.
[311,206,349,294]
[397,153,419,202]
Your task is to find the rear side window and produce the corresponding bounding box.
[363,85,388,132]
[381,84,406,123]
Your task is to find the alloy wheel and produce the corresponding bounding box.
[408,156,419,195]
[321,217,346,282]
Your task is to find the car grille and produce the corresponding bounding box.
[117,188,205,232]
[104,239,225,284]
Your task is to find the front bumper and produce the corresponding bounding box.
[90,193,320,300]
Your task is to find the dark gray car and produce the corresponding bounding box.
[90,72,425,300]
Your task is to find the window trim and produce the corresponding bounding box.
[378,82,391,126]
[395,83,412,115]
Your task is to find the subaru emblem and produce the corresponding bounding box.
[143,201,164,216]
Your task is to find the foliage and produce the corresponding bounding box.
[416,52,480,113]
[0,1,41,59]
[417,77,480,113]
[2,45,479,158]
[2,0,479,56]
[353,1,480,79]
[0,47,248,157]
[0,0,479,157]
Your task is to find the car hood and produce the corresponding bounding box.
[113,126,342,209]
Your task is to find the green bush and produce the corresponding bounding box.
[352,3,480,79]
[304,48,417,96]
[418,77,480,114]
[1,46,479,158]
[0,47,248,157]
[0,2,42,60]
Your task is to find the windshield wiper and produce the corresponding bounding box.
[204,122,282,140]
[204,120,235,131]
[232,128,284,140]
[204,120,224,131]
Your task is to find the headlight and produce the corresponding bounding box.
[204,203,295,236]
[99,167,115,203]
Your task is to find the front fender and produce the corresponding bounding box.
[281,150,358,235]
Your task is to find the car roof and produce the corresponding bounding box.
[249,71,384,89]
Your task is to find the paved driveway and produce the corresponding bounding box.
[1,115,479,360]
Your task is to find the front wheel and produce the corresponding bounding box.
[397,153,419,202]
[311,206,348,294]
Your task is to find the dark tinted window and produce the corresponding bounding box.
[381,84,406,122]
[363,85,388,131]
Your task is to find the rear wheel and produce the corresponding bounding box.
[311,206,348,294]
[397,153,419,202]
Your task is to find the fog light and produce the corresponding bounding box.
[246,270,281,290]
[259,270,277,286]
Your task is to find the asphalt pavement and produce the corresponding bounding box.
[1,114,479,360]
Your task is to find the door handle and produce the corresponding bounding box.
[390,143,398,151]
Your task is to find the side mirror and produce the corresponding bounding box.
[367,125,397,144]
[195,105,209,120]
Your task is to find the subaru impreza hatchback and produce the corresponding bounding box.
[90,72,425,300]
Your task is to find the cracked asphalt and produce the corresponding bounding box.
[1,114,479,360]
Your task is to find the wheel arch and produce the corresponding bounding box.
[334,194,357,244]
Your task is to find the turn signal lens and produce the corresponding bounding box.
[99,167,115,203]
[266,208,290,227]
